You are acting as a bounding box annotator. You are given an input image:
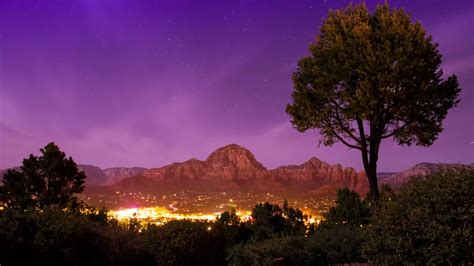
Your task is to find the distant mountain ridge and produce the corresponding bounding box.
[114,144,369,197]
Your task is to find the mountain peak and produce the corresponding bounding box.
[301,157,329,168]
[214,144,248,151]
[206,144,266,171]
[306,157,322,164]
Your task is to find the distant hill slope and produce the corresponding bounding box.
[382,162,473,187]
[377,172,397,180]
[77,165,108,185]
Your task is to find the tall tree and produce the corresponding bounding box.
[0,142,86,209]
[286,3,460,199]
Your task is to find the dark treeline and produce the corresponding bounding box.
[1,143,473,265]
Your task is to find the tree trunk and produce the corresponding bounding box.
[361,144,380,200]
[357,118,381,200]
[367,162,379,200]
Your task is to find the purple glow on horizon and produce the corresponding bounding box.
[0,0,473,172]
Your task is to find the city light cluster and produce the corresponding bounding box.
[108,206,252,224]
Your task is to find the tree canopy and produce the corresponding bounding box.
[323,188,371,226]
[311,188,371,264]
[286,3,461,199]
[0,142,86,209]
[250,201,306,241]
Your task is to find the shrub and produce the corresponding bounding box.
[227,236,326,266]
[364,169,474,264]
[141,220,228,266]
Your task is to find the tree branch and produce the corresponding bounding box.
[381,122,409,139]
[356,117,368,150]
[331,129,363,150]
[330,99,361,144]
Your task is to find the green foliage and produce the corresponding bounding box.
[312,224,366,264]
[1,142,86,209]
[324,188,371,226]
[215,208,251,245]
[282,199,307,236]
[227,236,326,266]
[249,201,306,241]
[364,169,474,264]
[250,202,286,241]
[0,207,154,266]
[286,2,461,199]
[141,220,228,266]
[287,2,460,147]
[217,208,241,226]
[312,188,370,264]
[84,206,109,226]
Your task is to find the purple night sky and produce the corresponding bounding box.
[0,0,473,172]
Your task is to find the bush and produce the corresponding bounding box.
[227,236,326,266]
[310,188,370,264]
[364,169,474,264]
[141,220,228,266]
[312,224,366,264]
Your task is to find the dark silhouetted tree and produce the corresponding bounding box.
[286,3,461,199]
[324,188,371,226]
[250,202,286,241]
[312,188,371,264]
[282,199,306,236]
[215,208,251,245]
[1,142,86,209]
[250,202,306,241]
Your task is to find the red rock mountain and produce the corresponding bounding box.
[269,157,368,193]
[114,144,369,197]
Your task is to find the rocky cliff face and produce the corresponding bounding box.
[204,144,268,181]
[269,157,368,194]
[114,144,369,196]
[137,144,268,190]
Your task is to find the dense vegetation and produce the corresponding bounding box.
[364,170,474,264]
[0,143,472,265]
